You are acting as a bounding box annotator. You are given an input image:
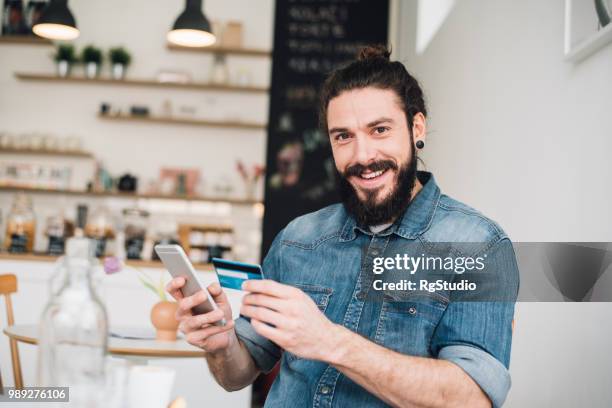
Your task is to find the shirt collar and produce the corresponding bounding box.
[339,171,440,242]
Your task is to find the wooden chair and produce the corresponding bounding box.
[0,274,23,389]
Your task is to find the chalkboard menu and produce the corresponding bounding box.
[261,0,390,258]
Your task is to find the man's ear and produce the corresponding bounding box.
[412,112,426,143]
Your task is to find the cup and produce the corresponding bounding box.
[127,365,176,408]
[105,357,129,408]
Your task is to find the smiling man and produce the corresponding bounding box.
[167,45,519,408]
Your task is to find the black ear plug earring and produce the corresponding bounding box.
[416,140,425,149]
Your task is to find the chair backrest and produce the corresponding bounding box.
[0,274,17,324]
[0,274,23,389]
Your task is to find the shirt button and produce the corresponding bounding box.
[320,385,332,395]
[371,250,380,256]
[408,307,417,315]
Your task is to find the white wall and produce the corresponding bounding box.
[396,1,612,406]
[1,0,273,189]
[0,0,274,263]
[397,0,612,242]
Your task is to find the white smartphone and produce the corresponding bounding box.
[155,244,226,326]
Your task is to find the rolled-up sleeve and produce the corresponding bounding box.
[234,229,285,373]
[431,238,519,407]
[438,345,511,408]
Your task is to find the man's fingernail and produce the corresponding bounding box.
[241,281,247,290]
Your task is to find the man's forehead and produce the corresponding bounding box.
[327,88,403,128]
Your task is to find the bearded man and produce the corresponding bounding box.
[167,45,519,408]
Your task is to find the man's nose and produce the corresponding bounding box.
[352,135,377,165]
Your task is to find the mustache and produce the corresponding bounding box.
[343,160,398,178]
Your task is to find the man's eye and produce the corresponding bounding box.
[374,126,389,134]
[335,133,351,141]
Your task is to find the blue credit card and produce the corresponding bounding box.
[212,258,264,290]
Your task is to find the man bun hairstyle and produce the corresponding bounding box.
[320,44,427,134]
[357,43,391,61]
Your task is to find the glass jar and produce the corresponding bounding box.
[210,54,229,85]
[5,192,36,253]
[123,208,149,260]
[45,213,70,255]
[151,218,179,260]
[85,206,115,257]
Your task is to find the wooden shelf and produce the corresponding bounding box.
[98,113,266,130]
[0,147,94,158]
[15,72,269,93]
[0,252,215,272]
[0,185,262,206]
[167,43,271,57]
[0,35,52,45]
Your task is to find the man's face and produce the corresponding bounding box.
[327,87,417,225]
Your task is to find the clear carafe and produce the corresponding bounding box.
[38,237,108,407]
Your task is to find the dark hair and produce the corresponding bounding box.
[319,44,427,134]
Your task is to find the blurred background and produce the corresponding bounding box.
[0,0,611,407]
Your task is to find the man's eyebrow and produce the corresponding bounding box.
[366,117,394,128]
[328,118,394,134]
[328,126,349,135]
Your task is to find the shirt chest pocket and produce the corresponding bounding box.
[374,292,448,357]
[283,283,333,366]
[295,283,333,311]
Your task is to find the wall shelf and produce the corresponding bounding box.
[0,147,94,158]
[0,252,215,271]
[0,185,262,206]
[98,113,267,130]
[0,35,52,45]
[14,72,269,93]
[166,43,272,57]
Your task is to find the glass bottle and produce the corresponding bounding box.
[123,208,149,260]
[38,237,108,407]
[5,192,36,253]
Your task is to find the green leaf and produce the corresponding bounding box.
[158,273,167,301]
[138,277,159,297]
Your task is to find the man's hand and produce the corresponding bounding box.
[240,279,338,362]
[166,278,235,353]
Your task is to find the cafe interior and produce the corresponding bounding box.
[0,0,611,407]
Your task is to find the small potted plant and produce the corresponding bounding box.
[53,44,76,78]
[81,45,103,79]
[109,47,131,80]
[137,268,179,341]
[103,258,179,341]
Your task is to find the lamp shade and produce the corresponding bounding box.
[167,0,216,47]
[32,0,79,40]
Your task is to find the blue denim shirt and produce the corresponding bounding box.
[236,172,519,407]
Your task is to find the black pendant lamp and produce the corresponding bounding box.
[168,0,216,47]
[32,0,79,40]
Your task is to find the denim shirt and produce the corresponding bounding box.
[236,172,519,408]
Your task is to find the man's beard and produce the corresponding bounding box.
[337,152,418,227]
